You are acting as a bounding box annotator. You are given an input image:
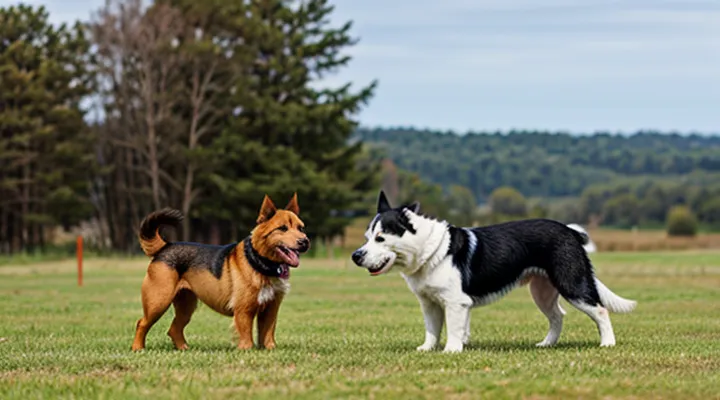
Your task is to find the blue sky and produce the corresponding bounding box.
[7,0,720,133]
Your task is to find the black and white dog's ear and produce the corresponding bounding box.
[405,201,421,214]
[377,190,392,213]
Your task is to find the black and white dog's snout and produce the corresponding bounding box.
[351,249,366,266]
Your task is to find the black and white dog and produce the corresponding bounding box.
[351,191,636,353]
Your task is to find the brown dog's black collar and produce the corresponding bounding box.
[243,236,285,278]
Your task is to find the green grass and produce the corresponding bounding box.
[1,252,719,399]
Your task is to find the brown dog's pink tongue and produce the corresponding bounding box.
[287,250,299,266]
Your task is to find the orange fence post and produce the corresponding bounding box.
[77,236,83,287]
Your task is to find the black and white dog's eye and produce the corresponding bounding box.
[375,236,385,243]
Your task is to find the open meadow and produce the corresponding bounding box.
[1,251,719,399]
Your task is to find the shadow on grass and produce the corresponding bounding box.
[378,339,598,353]
[466,340,597,352]
[129,342,236,353]
[134,338,599,355]
[140,341,319,353]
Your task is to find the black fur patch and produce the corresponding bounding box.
[370,207,417,236]
[573,230,590,245]
[211,243,237,278]
[139,208,183,240]
[153,241,236,279]
[447,226,467,260]
[446,219,601,306]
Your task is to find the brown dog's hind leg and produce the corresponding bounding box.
[257,294,284,350]
[167,289,198,350]
[132,263,178,351]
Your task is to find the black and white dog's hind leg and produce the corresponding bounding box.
[579,276,637,346]
[529,275,566,347]
[543,261,636,347]
[531,225,636,348]
[567,298,616,347]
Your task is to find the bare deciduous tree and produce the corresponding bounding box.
[90,0,240,244]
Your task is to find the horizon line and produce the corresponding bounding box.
[357,125,720,137]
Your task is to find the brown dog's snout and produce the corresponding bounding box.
[297,237,310,253]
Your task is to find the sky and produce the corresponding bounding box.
[6,0,720,133]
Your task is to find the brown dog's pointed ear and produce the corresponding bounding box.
[257,195,277,224]
[285,192,300,215]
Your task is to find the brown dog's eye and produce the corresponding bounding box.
[277,225,288,232]
[298,225,306,233]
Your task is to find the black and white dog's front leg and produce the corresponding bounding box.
[416,295,444,351]
[443,303,471,353]
[463,311,471,345]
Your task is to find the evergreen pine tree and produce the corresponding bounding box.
[187,0,378,241]
[0,5,94,252]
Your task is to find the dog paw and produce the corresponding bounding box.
[599,341,616,348]
[416,344,435,352]
[535,340,556,348]
[237,342,254,350]
[442,344,463,353]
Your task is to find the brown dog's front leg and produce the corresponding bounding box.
[233,309,255,350]
[257,294,284,349]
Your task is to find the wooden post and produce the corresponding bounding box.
[77,236,83,287]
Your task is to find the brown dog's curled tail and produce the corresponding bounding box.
[138,208,183,257]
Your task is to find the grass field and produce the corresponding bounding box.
[1,252,719,399]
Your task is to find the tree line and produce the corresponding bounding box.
[553,178,720,230]
[0,1,376,253]
[360,127,720,200]
[379,160,545,228]
[382,159,720,233]
[377,150,720,232]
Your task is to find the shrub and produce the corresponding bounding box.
[666,205,698,237]
[489,186,527,217]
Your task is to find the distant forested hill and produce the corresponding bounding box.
[357,127,720,200]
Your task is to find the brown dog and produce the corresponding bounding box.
[131,194,309,351]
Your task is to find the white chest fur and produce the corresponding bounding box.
[403,258,473,307]
[257,278,290,306]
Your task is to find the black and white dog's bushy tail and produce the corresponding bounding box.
[567,223,590,245]
[566,223,637,313]
[566,223,597,253]
[593,278,637,313]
